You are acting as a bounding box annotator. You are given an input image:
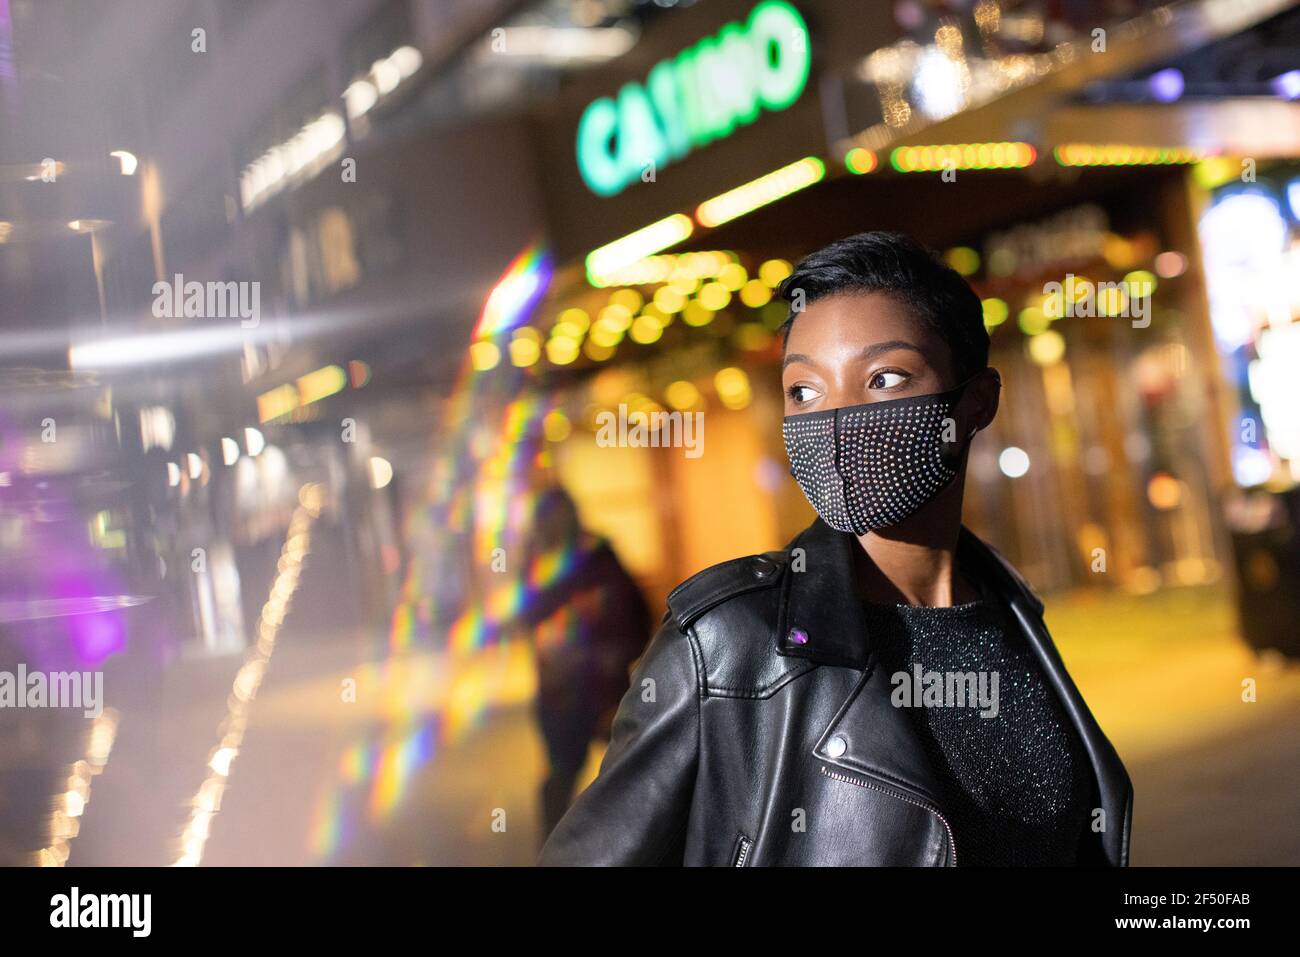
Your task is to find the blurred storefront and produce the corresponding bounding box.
[1194,158,1300,653]
[453,0,1300,610]
[508,178,1234,603]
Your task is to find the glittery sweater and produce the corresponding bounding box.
[862,598,1095,866]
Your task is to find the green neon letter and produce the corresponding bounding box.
[577,97,623,196]
[748,0,811,111]
[647,60,690,160]
[615,82,670,183]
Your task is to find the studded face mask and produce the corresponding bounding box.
[782,381,972,534]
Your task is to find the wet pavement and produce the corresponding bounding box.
[51,570,1300,867]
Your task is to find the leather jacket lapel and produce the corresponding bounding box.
[957,528,1132,865]
[774,518,949,809]
[773,517,869,668]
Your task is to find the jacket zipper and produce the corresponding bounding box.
[819,764,957,866]
[733,834,754,867]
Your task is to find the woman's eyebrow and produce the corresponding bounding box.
[860,340,924,361]
[782,351,814,369]
[783,340,924,369]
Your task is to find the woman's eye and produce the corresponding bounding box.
[787,384,819,404]
[869,370,909,390]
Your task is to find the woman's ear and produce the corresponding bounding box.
[967,368,1001,433]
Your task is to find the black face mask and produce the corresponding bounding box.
[782,380,973,535]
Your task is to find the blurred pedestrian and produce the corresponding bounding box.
[516,484,651,842]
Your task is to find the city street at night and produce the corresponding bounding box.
[2,0,1299,936]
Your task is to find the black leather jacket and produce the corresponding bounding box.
[539,518,1133,866]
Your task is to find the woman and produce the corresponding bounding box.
[539,231,1132,866]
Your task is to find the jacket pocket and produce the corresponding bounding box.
[732,832,754,867]
[819,764,956,866]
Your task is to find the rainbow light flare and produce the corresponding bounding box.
[307,327,569,861]
[368,722,436,820]
[528,546,575,593]
[473,242,552,341]
[307,789,345,860]
[304,638,536,861]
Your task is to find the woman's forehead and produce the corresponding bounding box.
[786,291,945,357]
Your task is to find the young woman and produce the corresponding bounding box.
[539,231,1132,866]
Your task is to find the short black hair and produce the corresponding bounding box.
[777,231,989,383]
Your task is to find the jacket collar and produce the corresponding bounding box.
[773,518,871,668]
[773,517,1037,668]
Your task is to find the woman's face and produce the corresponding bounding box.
[781,290,958,416]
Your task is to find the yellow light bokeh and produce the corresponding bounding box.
[558,307,591,332]
[1123,269,1157,297]
[508,337,540,366]
[698,281,731,311]
[718,262,748,291]
[1097,286,1129,317]
[844,147,878,174]
[653,285,687,314]
[551,319,585,340]
[598,302,633,331]
[740,279,773,308]
[545,336,580,365]
[1018,307,1050,336]
[608,288,644,313]
[589,318,626,347]
[1147,472,1182,510]
[630,314,664,344]
[665,379,702,411]
[714,366,752,410]
[734,323,774,351]
[543,409,572,443]
[759,258,793,288]
[682,300,715,327]
[640,302,672,326]
[982,297,1009,328]
[1027,329,1066,366]
[470,340,500,371]
[945,247,980,276]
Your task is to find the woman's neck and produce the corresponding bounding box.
[852,478,976,607]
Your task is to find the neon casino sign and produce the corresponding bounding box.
[576,0,811,197]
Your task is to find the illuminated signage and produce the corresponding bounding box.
[576,0,811,197]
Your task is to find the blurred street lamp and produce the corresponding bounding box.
[109,150,138,175]
[369,456,393,490]
[999,447,1031,478]
[1148,68,1185,103]
[221,437,241,466]
[1271,70,1300,100]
